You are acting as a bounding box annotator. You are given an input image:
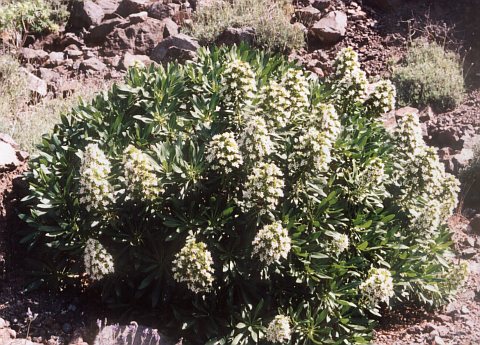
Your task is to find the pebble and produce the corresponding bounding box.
[461,305,470,314]
[434,335,446,345]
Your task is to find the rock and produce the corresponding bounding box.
[127,11,149,25]
[420,106,434,122]
[7,340,43,345]
[80,57,107,72]
[94,324,175,345]
[163,18,179,38]
[95,0,121,16]
[68,0,105,30]
[104,17,167,56]
[0,318,8,329]
[462,247,477,259]
[20,68,47,97]
[296,6,322,25]
[148,2,177,20]
[116,0,150,17]
[310,11,348,45]
[150,33,199,64]
[432,128,462,149]
[120,52,152,69]
[87,18,128,43]
[470,215,480,235]
[38,68,61,84]
[310,0,331,11]
[48,51,65,66]
[363,0,403,11]
[453,149,473,172]
[66,49,83,58]
[394,106,419,122]
[20,48,48,63]
[215,27,255,46]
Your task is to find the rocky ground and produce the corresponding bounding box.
[0,0,479,344]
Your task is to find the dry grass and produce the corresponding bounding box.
[0,54,111,153]
[187,0,304,52]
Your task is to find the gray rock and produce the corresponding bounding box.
[453,148,473,172]
[116,0,150,17]
[310,10,348,44]
[150,33,199,64]
[0,318,7,329]
[87,18,128,43]
[48,51,65,66]
[127,11,149,25]
[163,18,179,38]
[69,0,105,30]
[94,323,175,345]
[80,57,107,72]
[120,52,152,70]
[20,48,48,63]
[434,335,446,345]
[95,0,121,16]
[20,68,47,97]
[295,6,322,25]
[39,68,61,84]
[215,27,255,46]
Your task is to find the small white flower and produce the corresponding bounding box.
[330,233,349,255]
[252,222,291,266]
[265,315,291,343]
[172,236,215,293]
[331,47,368,104]
[359,267,394,306]
[365,80,396,115]
[258,80,292,128]
[238,116,273,161]
[84,239,115,281]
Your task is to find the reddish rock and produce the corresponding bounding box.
[310,11,348,44]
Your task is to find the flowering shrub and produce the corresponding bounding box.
[22,45,465,344]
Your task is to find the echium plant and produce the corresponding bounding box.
[21,45,466,344]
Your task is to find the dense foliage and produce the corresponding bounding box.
[22,45,467,344]
[392,40,465,112]
[0,0,68,44]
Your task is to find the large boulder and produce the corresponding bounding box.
[147,2,178,20]
[310,10,348,44]
[19,48,48,64]
[150,33,199,64]
[95,0,121,16]
[68,0,105,30]
[103,17,167,56]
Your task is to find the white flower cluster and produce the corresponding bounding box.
[242,162,284,214]
[258,80,292,127]
[394,112,424,158]
[238,116,273,162]
[394,113,460,236]
[84,238,115,281]
[365,80,396,115]
[79,143,114,212]
[359,267,394,306]
[265,315,291,343]
[221,57,257,116]
[281,69,310,114]
[318,103,341,143]
[123,145,163,202]
[331,47,368,104]
[206,132,243,173]
[252,222,291,266]
[350,158,386,204]
[329,233,350,256]
[294,127,331,172]
[293,103,340,173]
[172,236,215,293]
